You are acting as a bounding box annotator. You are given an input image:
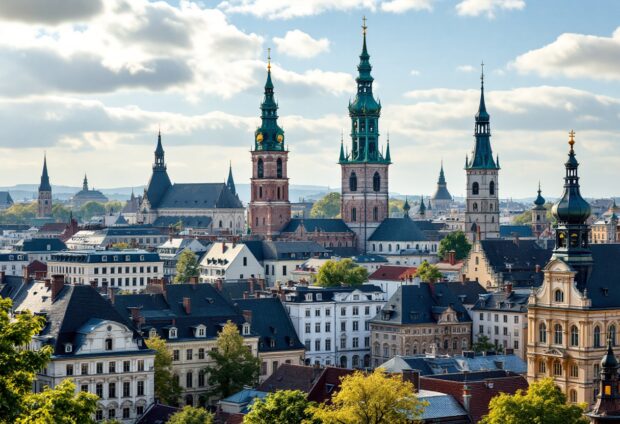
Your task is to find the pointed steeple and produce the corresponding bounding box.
[145,131,172,208]
[418,195,426,216]
[533,182,545,208]
[82,174,89,191]
[39,154,51,192]
[255,48,285,152]
[438,161,446,185]
[227,161,237,196]
[403,197,411,217]
[385,133,391,163]
[587,338,620,421]
[154,129,166,170]
[339,131,346,163]
[467,62,498,170]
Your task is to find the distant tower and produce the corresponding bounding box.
[37,155,52,218]
[430,161,452,210]
[248,50,291,238]
[227,162,237,197]
[82,174,89,191]
[340,18,391,252]
[140,131,172,224]
[531,183,548,238]
[465,64,500,241]
[587,339,620,423]
[415,196,426,220]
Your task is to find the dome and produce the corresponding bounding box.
[533,185,546,209]
[551,136,591,224]
[601,340,618,369]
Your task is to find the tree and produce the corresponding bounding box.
[310,192,340,218]
[0,202,37,224]
[480,377,588,424]
[175,249,200,283]
[110,242,130,250]
[472,335,495,354]
[414,261,442,283]
[52,204,71,222]
[104,201,125,214]
[146,335,181,405]
[205,321,260,399]
[389,198,405,215]
[16,379,98,424]
[438,231,472,261]
[244,390,318,424]
[315,259,368,287]
[168,406,214,424]
[79,201,106,221]
[311,368,427,424]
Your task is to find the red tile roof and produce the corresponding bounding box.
[368,265,418,281]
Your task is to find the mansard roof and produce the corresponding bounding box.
[280,218,353,234]
[472,290,529,312]
[368,218,443,242]
[499,225,533,238]
[578,244,620,308]
[479,239,552,287]
[15,237,67,252]
[156,183,242,209]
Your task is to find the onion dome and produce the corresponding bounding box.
[601,338,619,370]
[551,131,591,225]
[533,183,546,210]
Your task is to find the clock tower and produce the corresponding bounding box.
[248,52,291,238]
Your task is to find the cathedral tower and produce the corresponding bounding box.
[531,183,548,239]
[248,52,291,238]
[340,19,391,252]
[37,155,52,218]
[465,66,500,241]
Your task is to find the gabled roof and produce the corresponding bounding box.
[381,353,526,376]
[15,237,67,252]
[368,265,417,281]
[371,283,472,325]
[235,298,304,352]
[0,275,30,303]
[478,239,551,287]
[280,218,353,234]
[157,183,242,209]
[368,218,444,242]
[417,390,469,421]
[499,225,533,238]
[152,216,213,229]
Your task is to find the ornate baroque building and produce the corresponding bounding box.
[248,55,291,238]
[465,69,500,242]
[37,155,52,218]
[339,21,391,253]
[527,132,620,406]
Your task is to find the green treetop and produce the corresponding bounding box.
[168,406,214,424]
[310,192,341,218]
[414,261,443,283]
[174,249,200,283]
[244,390,318,424]
[438,231,472,261]
[315,259,368,287]
[146,335,181,405]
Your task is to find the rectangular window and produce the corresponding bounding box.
[108,362,115,374]
[325,339,331,351]
[137,406,144,416]
[137,360,144,371]
[503,327,508,336]
[137,380,144,396]
[96,362,103,374]
[353,306,359,316]
[494,314,499,322]
[315,339,321,351]
[108,382,116,398]
[341,321,346,332]
[186,349,193,360]
[81,363,89,375]
[304,340,311,351]
[173,350,179,361]
[494,326,499,335]
[315,309,321,317]
[364,336,370,347]
[340,338,346,349]
[123,361,130,372]
[96,410,103,421]
[514,340,519,349]
[353,337,359,348]
[66,364,74,376]
[305,323,311,333]
[325,309,331,317]
[503,315,508,323]
[365,306,370,315]
[123,408,130,419]
[186,372,193,388]
[282,266,287,276]
[96,383,103,398]
[479,312,484,320]
[514,316,519,324]
[261,362,267,375]
[108,409,115,420]
[81,384,88,392]
[479,325,484,334]
[243,257,247,266]
[353,321,359,331]
[198,371,206,387]
[341,307,346,316]
[315,323,321,333]
[305,309,311,317]
[325,322,331,332]
[123,382,130,397]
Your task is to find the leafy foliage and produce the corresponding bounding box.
[167,406,214,424]
[174,249,200,283]
[315,259,368,287]
[205,321,260,399]
[310,368,427,424]
[310,192,341,218]
[110,242,130,250]
[146,335,181,405]
[0,202,38,224]
[438,231,471,261]
[16,379,98,424]
[389,198,405,215]
[244,390,318,424]
[414,261,443,283]
[472,334,495,354]
[480,377,588,424]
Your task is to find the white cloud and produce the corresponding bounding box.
[270,65,355,96]
[218,0,376,19]
[410,69,421,76]
[0,0,103,24]
[273,30,330,59]
[512,28,620,80]
[380,0,433,13]
[455,0,525,18]
[457,65,475,72]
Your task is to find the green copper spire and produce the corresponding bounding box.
[339,131,346,163]
[227,161,236,196]
[467,62,498,170]
[343,17,388,165]
[403,197,411,217]
[255,48,285,152]
[39,154,51,192]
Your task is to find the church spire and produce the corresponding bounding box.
[227,161,237,196]
[83,174,89,191]
[467,62,498,170]
[39,154,51,192]
[154,129,166,170]
[255,48,284,152]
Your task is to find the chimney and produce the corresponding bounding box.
[257,279,265,291]
[107,287,116,305]
[535,264,541,273]
[189,276,198,285]
[222,243,228,253]
[462,383,471,412]
[243,291,249,299]
[504,283,513,294]
[128,307,143,330]
[216,278,223,292]
[51,274,65,301]
[402,369,420,391]
[249,278,255,294]
[182,297,191,315]
[44,278,51,289]
[242,309,252,325]
[447,250,456,266]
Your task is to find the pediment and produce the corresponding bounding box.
[543,348,566,358]
[545,258,572,273]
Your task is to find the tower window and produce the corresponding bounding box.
[277,187,281,200]
[554,289,564,303]
[554,324,563,345]
[259,187,263,198]
[489,180,495,196]
[473,202,478,211]
[539,322,547,343]
[594,326,601,347]
[349,172,357,192]
[257,158,264,179]
[373,207,378,221]
[277,158,283,179]
[373,172,380,192]
[472,182,479,195]
[352,208,357,222]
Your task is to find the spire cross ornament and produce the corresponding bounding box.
[569,129,576,151]
[362,16,367,34]
[267,48,271,71]
[480,61,485,85]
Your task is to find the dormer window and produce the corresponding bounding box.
[305,294,313,301]
[554,289,564,303]
[169,327,178,339]
[65,343,73,353]
[196,326,206,338]
[149,328,157,338]
[105,338,113,351]
[316,294,322,301]
[102,256,107,262]
[242,323,251,336]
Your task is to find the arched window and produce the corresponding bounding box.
[473,202,478,211]
[554,289,564,302]
[610,325,617,346]
[373,207,378,221]
[379,243,383,252]
[351,208,357,222]
[553,360,563,376]
[539,322,547,343]
[489,180,495,195]
[218,220,223,228]
[570,325,579,346]
[554,324,563,345]
[594,325,601,347]
[538,360,546,374]
[373,172,380,192]
[257,158,264,178]
[569,389,577,403]
[472,182,479,195]
[570,364,579,378]
[349,172,358,192]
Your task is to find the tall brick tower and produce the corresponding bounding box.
[248,52,291,238]
[37,154,52,218]
[340,18,391,253]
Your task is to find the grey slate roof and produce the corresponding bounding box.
[282,285,384,303]
[145,168,172,208]
[500,225,533,238]
[371,283,472,325]
[152,216,213,229]
[472,290,529,313]
[50,250,160,264]
[281,218,353,234]
[157,183,242,209]
[381,353,526,375]
[369,218,444,242]
[256,241,331,261]
[0,275,29,303]
[15,238,67,252]
[0,191,13,207]
[104,225,164,237]
[418,390,469,421]
[235,297,304,352]
[579,244,620,308]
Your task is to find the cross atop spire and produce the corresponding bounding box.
[362,16,367,35]
[267,47,271,71]
[569,129,576,152]
[480,61,485,87]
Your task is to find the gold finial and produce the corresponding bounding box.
[569,129,576,150]
[267,47,271,71]
[362,16,367,35]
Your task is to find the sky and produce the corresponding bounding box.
[0,0,619,200]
